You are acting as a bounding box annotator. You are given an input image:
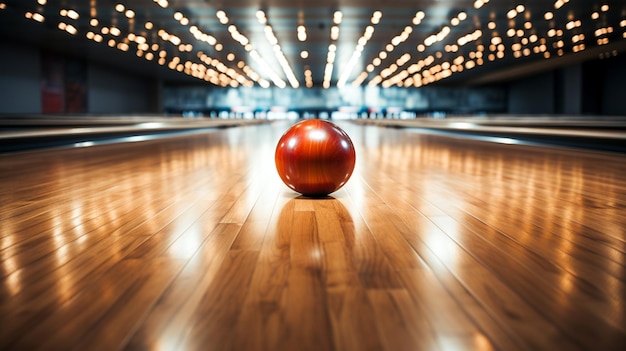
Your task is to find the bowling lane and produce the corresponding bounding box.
[0,120,624,351]
[0,116,266,152]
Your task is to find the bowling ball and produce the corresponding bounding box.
[275,119,356,197]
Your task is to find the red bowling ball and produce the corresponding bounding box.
[275,119,356,197]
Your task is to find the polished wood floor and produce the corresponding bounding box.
[1,120,625,351]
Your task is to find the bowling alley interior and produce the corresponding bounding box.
[1,0,625,350]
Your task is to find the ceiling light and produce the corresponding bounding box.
[256,10,267,24]
[507,9,517,19]
[413,11,425,25]
[554,0,570,10]
[216,10,228,24]
[67,10,79,20]
[334,11,343,24]
[150,0,165,8]
[330,26,339,40]
[297,25,307,41]
[371,11,382,24]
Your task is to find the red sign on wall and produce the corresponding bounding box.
[40,51,87,114]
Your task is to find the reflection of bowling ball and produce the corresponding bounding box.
[275,120,356,197]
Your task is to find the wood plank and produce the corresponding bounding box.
[122,223,245,351]
[228,194,295,351]
[345,176,428,270]
[367,289,441,351]
[326,189,404,289]
[229,178,282,250]
[325,287,383,351]
[65,257,186,351]
[5,258,149,350]
[359,172,619,349]
[385,168,626,337]
[178,249,260,351]
[410,265,532,351]
[348,180,575,349]
[432,214,626,330]
[0,194,196,281]
[0,234,149,347]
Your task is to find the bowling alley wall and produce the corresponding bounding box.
[507,53,626,115]
[1,40,625,117]
[0,41,161,115]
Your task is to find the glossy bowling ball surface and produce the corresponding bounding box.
[275,119,356,197]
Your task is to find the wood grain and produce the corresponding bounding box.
[1,120,625,350]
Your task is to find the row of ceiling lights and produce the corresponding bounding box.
[12,0,270,88]
[352,11,425,87]
[364,3,486,88]
[359,1,623,89]
[4,0,625,89]
[335,11,380,88]
[296,0,311,85]
[321,10,344,89]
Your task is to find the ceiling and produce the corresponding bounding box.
[1,0,625,88]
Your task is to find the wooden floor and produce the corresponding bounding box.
[0,120,624,351]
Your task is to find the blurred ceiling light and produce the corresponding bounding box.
[334,11,343,24]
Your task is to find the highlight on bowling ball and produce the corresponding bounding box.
[275,119,356,197]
